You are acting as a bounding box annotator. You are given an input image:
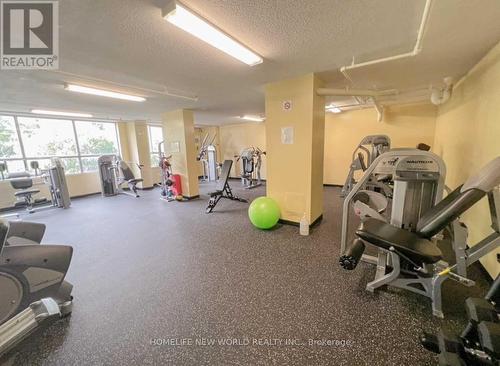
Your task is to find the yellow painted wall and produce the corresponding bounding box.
[133,122,154,188]
[433,41,500,278]
[162,110,199,198]
[121,121,155,188]
[117,123,131,162]
[265,73,325,223]
[219,123,267,179]
[324,104,437,185]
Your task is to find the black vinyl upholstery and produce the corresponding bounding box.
[355,185,487,265]
[416,186,486,238]
[216,160,232,192]
[10,178,33,190]
[356,219,442,264]
[14,189,40,197]
[119,162,143,184]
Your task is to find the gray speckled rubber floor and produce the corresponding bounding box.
[1,184,490,366]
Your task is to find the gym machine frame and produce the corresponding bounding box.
[206,160,248,213]
[98,155,144,198]
[235,146,266,189]
[340,135,391,197]
[340,149,446,264]
[341,154,500,317]
[0,220,74,357]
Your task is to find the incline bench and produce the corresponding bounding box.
[206,160,248,213]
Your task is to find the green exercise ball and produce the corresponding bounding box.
[248,197,281,229]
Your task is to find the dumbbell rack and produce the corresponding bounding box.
[421,275,500,365]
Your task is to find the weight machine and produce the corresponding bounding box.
[97,155,144,198]
[197,133,218,182]
[235,146,266,189]
[341,135,391,197]
[340,154,500,318]
[5,158,71,217]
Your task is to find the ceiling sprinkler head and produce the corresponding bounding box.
[443,77,454,87]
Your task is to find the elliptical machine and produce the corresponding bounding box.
[235,147,266,189]
[0,219,74,357]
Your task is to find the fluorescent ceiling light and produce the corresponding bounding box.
[65,84,146,102]
[163,1,263,66]
[31,109,93,118]
[326,105,342,113]
[240,115,265,122]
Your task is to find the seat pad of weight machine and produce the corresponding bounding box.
[127,178,143,185]
[14,188,40,197]
[356,219,443,264]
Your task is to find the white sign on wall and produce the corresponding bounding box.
[282,100,292,112]
[281,127,294,144]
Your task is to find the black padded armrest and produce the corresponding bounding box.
[356,219,442,264]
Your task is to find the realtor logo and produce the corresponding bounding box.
[1,0,59,69]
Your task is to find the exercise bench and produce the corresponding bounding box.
[206,160,247,213]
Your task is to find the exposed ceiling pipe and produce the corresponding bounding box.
[430,77,454,105]
[340,0,433,79]
[316,88,398,97]
[334,0,433,120]
[317,88,397,122]
[371,98,384,122]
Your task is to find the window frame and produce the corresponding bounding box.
[148,124,163,168]
[0,113,120,175]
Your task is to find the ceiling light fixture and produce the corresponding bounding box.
[31,109,94,118]
[65,84,146,102]
[240,115,265,122]
[326,105,342,113]
[163,1,263,66]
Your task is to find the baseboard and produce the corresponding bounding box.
[279,214,323,228]
[199,176,267,183]
[324,183,342,187]
[71,192,101,199]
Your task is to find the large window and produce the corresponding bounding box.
[0,115,119,175]
[148,125,163,167]
[0,116,24,173]
[75,121,119,172]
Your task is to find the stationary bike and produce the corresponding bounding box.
[0,219,74,357]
